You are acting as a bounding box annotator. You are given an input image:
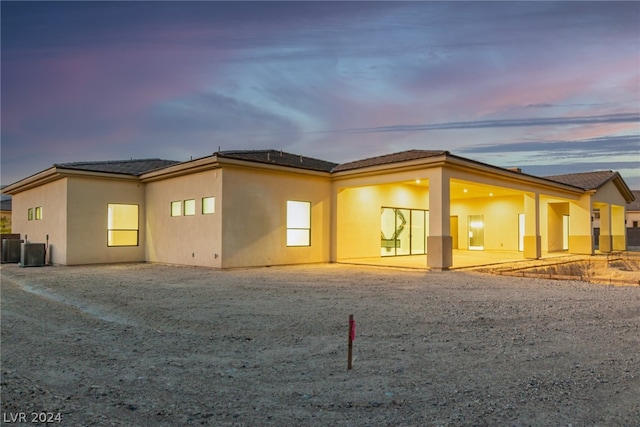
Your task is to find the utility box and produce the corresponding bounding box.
[1,239,22,263]
[20,243,46,267]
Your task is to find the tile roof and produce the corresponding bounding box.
[55,159,180,176]
[628,190,640,211]
[332,150,447,172]
[217,150,338,172]
[543,170,619,191]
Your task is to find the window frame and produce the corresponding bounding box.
[28,208,34,221]
[107,203,139,247]
[35,206,43,220]
[171,201,182,217]
[202,196,215,214]
[286,200,311,247]
[184,199,196,216]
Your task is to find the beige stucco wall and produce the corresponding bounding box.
[220,167,331,268]
[336,183,429,260]
[10,178,68,264]
[145,169,222,267]
[66,177,145,265]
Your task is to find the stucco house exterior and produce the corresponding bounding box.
[3,149,635,270]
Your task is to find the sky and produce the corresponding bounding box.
[2,1,639,188]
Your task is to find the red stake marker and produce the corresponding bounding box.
[348,314,356,370]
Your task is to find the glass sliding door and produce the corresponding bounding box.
[411,210,426,255]
[381,207,428,257]
[396,209,411,255]
[518,213,525,252]
[468,215,484,250]
[562,215,569,251]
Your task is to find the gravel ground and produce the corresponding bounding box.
[1,263,639,426]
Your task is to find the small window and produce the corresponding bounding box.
[634,221,639,228]
[184,199,196,216]
[171,201,182,216]
[107,204,139,247]
[35,207,43,220]
[287,200,311,247]
[202,197,215,214]
[28,208,34,221]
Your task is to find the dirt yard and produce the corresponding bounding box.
[1,263,639,426]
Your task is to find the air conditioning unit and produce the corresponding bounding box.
[1,239,22,263]
[20,243,46,267]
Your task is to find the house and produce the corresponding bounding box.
[0,197,12,234]
[3,149,635,270]
[627,190,640,228]
[626,190,640,248]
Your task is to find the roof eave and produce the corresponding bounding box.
[2,167,60,195]
[139,155,220,182]
[445,154,586,194]
[216,156,334,177]
[609,173,635,203]
[331,153,448,178]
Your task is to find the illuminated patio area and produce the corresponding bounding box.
[338,250,574,270]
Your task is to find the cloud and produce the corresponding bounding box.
[313,113,639,135]
[459,134,640,156]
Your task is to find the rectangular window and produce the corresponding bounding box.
[107,204,139,246]
[202,197,215,214]
[28,208,33,221]
[184,199,196,216]
[35,207,43,220]
[287,200,311,246]
[171,201,182,217]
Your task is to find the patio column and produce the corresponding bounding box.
[427,168,452,270]
[599,203,612,253]
[612,205,626,251]
[523,192,541,259]
[329,184,339,262]
[568,195,593,255]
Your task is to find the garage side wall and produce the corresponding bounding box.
[66,177,146,265]
[145,169,222,267]
[220,167,331,268]
[10,178,68,265]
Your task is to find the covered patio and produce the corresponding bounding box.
[338,249,574,270]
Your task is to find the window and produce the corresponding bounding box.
[35,207,43,220]
[171,201,182,217]
[634,221,639,228]
[107,204,139,246]
[287,200,311,246]
[184,199,196,216]
[28,208,34,221]
[202,197,215,214]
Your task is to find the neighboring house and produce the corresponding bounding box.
[626,190,640,248]
[0,198,12,234]
[2,149,635,269]
[627,190,640,228]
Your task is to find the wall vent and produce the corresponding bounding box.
[1,239,22,263]
[20,243,46,267]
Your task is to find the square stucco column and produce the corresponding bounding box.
[612,205,626,251]
[523,193,541,259]
[569,195,593,255]
[427,168,452,270]
[598,203,612,253]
